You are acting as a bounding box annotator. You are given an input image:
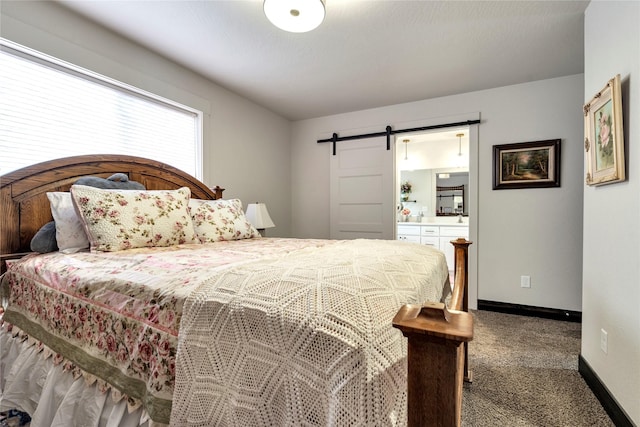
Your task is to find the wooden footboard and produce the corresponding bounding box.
[393,238,473,427]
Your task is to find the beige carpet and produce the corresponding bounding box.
[1,309,615,426]
[462,310,614,426]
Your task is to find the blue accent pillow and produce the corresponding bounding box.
[30,221,58,253]
[74,173,145,190]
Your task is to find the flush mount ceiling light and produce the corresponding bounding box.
[264,0,326,33]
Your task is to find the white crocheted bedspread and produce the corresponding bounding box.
[171,238,449,426]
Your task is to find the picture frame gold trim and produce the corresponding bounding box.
[584,74,625,186]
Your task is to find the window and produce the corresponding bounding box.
[0,39,202,178]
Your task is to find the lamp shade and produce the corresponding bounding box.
[245,203,275,230]
[263,0,325,33]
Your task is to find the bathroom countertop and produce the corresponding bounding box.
[397,220,468,226]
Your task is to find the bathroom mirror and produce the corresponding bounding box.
[399,169,468,217]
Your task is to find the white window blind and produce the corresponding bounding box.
[0,39,202,178]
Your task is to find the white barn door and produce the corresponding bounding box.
[330,137,394,240]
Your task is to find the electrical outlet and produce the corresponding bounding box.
[600,329,608,354]
[520,275,531,288]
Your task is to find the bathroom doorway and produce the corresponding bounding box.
[395,126,478,308]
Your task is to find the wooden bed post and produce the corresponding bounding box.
[451,238,472,383]
[210,185,225,199]
[393,239,473,427]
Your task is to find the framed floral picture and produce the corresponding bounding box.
[493,139,561,190]
[584,74,625,186]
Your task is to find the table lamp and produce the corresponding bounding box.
[245,202,275,236]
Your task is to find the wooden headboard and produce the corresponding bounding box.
[0,154,224,260]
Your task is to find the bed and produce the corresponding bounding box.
[0,155,472,427]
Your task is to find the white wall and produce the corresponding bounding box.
[399,169,430,216]
[292,75,584,312]
[583,1,640,424]
[0,0,293,237]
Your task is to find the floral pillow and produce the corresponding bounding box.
[47,192,91,253]
[189,198,260,243]
[70,185,197,252]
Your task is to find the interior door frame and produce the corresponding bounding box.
[393,120,479,310]
[467,124,478,310]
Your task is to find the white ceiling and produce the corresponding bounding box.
[57,0,588,121]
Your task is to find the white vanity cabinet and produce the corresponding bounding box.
[397,223,469,269]
[438,226,469,269]
[396,224,421,243]
[420,226,439,248]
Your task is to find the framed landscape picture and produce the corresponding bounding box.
[493,139,561,190]
[584,74,625,186]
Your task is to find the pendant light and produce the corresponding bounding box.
[456,133,464,156]
[403,139,410,160]
[264,0,326,33]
